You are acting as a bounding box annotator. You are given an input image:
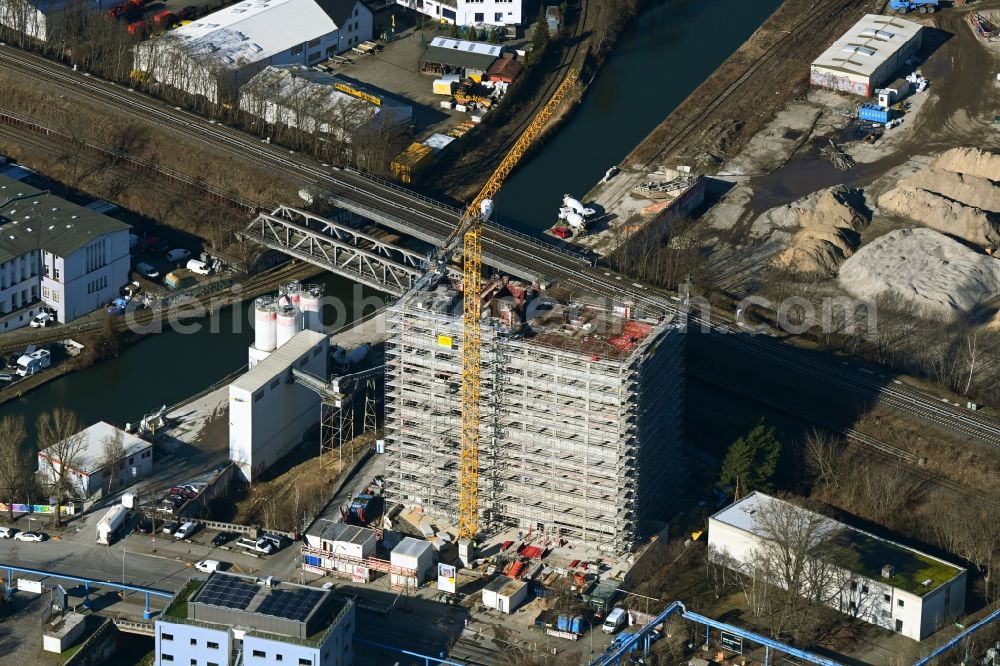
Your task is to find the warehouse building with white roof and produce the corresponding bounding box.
[135,0,372,104]
[810,14,923,97]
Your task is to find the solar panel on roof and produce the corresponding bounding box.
[196,575,258,611]
[256,588,324,622]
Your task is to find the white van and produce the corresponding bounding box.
[186,259,211,275]
[174,522,199,539]
[603,607,627,634]
[0,527,14,539]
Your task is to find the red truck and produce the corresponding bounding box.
[127,20,148,35]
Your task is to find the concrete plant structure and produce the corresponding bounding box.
[383,273,685,555]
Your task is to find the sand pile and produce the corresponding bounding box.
[877,147,1000,245]
[770,186,867,277]
[932,147,1000,181]
[839,228,1000,317]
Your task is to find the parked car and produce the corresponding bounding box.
[136,262,160,280]
[165,248,191,264]
[195,559,221,573]
[259,533,290,551]
[174,521,200,539]
[136,518,154,534]
[29,312,52,328]
[552,226,572,239]
[211,531,235,547]
[0,374,13,383]
[0,527,14,538]
[14,531,44,542]
[148,239,170,255]
[162,520,180,534]
[603,607,627,634]
[186,259,211,275]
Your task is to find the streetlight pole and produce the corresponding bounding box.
[122,535,127,584]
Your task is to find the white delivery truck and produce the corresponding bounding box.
[16,349,51,376]
[96,505,127,545]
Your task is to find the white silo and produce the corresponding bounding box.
[281,280,302,309]
[300,284,323,332]
[276,303,301,348]
[253,296,277,352]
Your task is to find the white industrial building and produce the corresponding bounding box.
[0,174,130,331]
[135,0,372,104]
[708,492,966,641]
[37,422,153,498]
[229,328,330,482]
[240,66,412,137]
[0,0,110,42]
[155,572,354,666]
[390,537,433,589]
[810,14,923,97]
[481,575,528,614]
[395,0,521,26]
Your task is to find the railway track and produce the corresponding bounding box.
[3,41,1000,452]
[638,0,856,169]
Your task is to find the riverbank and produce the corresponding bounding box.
[0,260,323,408]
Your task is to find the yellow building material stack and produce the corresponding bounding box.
[391,143,435,184]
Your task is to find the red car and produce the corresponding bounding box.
[551,226,572,239]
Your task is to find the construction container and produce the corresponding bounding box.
[164,268,197,290]
[858,103,890,124]
[433,74,460,95]
[391,143,434,184]
[423,133,455,153]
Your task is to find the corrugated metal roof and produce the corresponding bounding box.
[0,175,129,264]
[422,37,502,71]
[811,14,921,79]
[320,522,377,546]
[231,329,327,394]
[392,536,432,559]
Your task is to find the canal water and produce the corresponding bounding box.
[2,0,781,444]
[495,0,782,232]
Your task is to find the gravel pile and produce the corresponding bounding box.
[769,186,868,277]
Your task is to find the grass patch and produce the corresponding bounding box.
[164,580,203,620]
[837,531,961,596]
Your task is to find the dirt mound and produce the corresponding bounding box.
[898,169,1000,213]
[878,185,1000,246]
[769,186,867,276]
[838,228,1000,317]
[932,147,1000,181]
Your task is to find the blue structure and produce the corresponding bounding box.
[1,564,173,619]
[859,103,891,124]
[356,638,465,666]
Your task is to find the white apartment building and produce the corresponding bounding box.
[396,0,521,26]
[135,0,372,104]
[0,175,130,331]
[708,492,967,641]
[155,573,354,666]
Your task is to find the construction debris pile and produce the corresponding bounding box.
[820,140,855,170]
[877,147,1000,246]
[839,228,1000,318]
[766,186,869,277]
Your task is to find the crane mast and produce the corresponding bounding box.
[448,69,580,541]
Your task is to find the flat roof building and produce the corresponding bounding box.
[810,14,923,96]
[384,272,685,555]
[155,573,354,666]
[229,329,330,482]
[708,492,966,641]
[136,0,373,104]
[37,421,153,498]
[396,0,522,27]
[0,174,130,331]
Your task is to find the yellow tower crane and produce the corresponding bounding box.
[438,69,579,542]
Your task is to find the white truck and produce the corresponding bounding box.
[16,349,51,377]
[235,537,276,555]
[96,505,127,545]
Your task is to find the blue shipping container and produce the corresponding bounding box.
[557,614,569,631]
[858,104,890,124]
[571,616,582,634]
[304,555,321,567]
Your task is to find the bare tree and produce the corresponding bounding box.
[36,409,86,527]
[802,428,845,491]
[0,415,28,521]
[100,427,126,494]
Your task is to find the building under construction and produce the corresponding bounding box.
[384,272,685,555]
